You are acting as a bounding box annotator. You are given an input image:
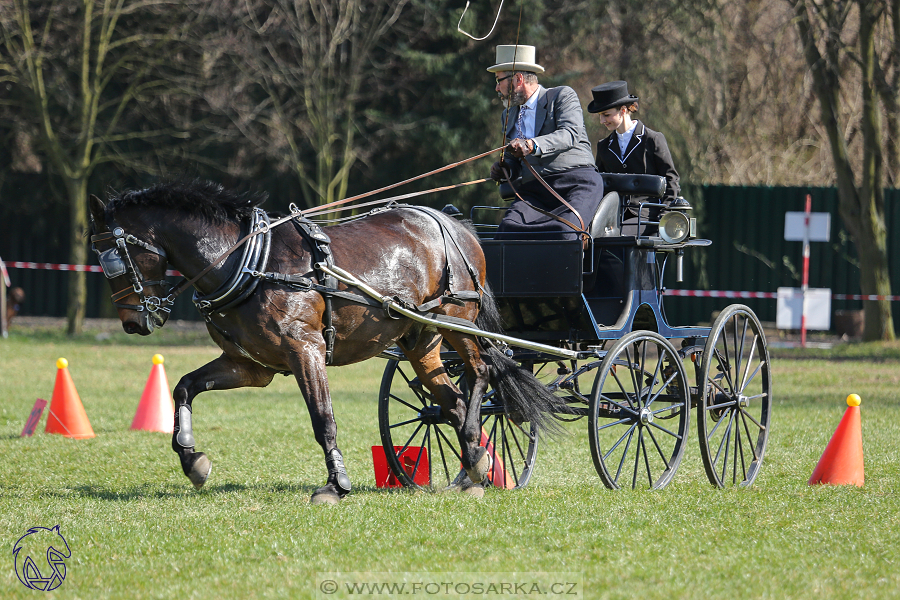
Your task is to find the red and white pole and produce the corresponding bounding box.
[800,194,812,348]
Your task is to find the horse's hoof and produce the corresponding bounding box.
[465,447,491,484]
[186,453,212,490]
[461,483,485,498]
[440,471,484,497]
[310,488,342,505]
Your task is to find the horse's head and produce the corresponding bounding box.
[89,194,173,335]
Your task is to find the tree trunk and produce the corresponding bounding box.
[792,0,895,341]
[65,176,89,336]
[857,2,895,341]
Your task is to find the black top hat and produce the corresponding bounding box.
[587,80,639,113]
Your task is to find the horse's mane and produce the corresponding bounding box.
[107,180,268,223]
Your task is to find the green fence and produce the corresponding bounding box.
[662,186,900,327]
[3,183,899,330]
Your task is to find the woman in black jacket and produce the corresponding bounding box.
[588,80,680,231]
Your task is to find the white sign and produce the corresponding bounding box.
[784,212,831,242]
[776,287,832,330]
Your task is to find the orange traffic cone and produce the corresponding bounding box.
[808,394,864,487]
[45,358,95,439]
[481,427,514,489]
[131,354,174,433]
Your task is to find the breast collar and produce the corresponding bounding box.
[192,208,272,318]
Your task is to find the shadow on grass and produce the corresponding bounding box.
[42,481,424,501]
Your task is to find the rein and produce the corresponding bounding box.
[95,147,502,313]
[500,163,589,244]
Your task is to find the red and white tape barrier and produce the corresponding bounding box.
[5,261,900,301]
[664,289,900,302]
[4,261,180,276]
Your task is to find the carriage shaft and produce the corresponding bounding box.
[317,263,581,360]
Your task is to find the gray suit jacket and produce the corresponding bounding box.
[502,85,596,181]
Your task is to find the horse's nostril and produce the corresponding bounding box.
[123,321,141,335]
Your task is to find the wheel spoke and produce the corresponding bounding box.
[715,410,737,480]
[739,410,761,461]
[434,423,453,486]
[739,360,764,395]
[390,416,427,429]
[597,393,639,417]
[715,348,736,395]
[642,430,654,488]
[647,369,678,407]
[389,393,426,414]
[396,368,430,408]
[434,425,463,464]
[596,417,635,431]
[646,426,671,469]
[608,422,637,468]
[396,422,426,456]
[627,345,641,406]
[706,398,737,413]
[738,333,758,393]
[647,420,683,440]
[740,408,766,433]
[632,428,643,489]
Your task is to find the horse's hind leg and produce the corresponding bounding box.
[172,353,274,489]
[439,330,493,483]
[398,331,490,486]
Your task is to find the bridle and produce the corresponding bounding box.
[90,206,274,321]
[90,216,176,316]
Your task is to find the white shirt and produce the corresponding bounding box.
[616,120,638,158]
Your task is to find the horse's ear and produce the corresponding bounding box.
[89,194,107,230]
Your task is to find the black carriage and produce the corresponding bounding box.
[378,174,772,491]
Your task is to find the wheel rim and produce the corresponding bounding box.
[697,305,772,487]
[378,357,538,490]
[589,331,690,490]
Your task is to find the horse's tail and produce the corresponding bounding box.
[475,283,570,438]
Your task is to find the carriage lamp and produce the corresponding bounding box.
[659,211,690,244]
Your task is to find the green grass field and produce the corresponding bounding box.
[1,324,898,599]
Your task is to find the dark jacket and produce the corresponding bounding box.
[595,121,680,203]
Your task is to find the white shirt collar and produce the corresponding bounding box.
[615,120,639,156]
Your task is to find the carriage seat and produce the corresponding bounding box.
[588,174,666,238]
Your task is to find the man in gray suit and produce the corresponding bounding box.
[488,45,604,240]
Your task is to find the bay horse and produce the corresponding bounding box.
[89,181,561,504]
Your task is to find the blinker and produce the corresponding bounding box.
[95,247,127,279]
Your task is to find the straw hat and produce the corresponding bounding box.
[487,45,545,74]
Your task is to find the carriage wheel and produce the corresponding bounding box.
[588,331,690,490]
[697,305,772,487]
[378,357,538,491]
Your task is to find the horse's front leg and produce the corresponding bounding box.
[172,353,274,490]
[284,334,351,505]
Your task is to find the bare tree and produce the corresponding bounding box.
[211,0,410,210]
[0,0,201,334]
[788,0,896,340]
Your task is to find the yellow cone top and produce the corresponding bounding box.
[847,394,861,407]
[56,357,68,369]
[152,354,165,365]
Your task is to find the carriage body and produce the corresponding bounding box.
[378,174,772,492]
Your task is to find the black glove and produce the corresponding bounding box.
[490,157,521,182]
